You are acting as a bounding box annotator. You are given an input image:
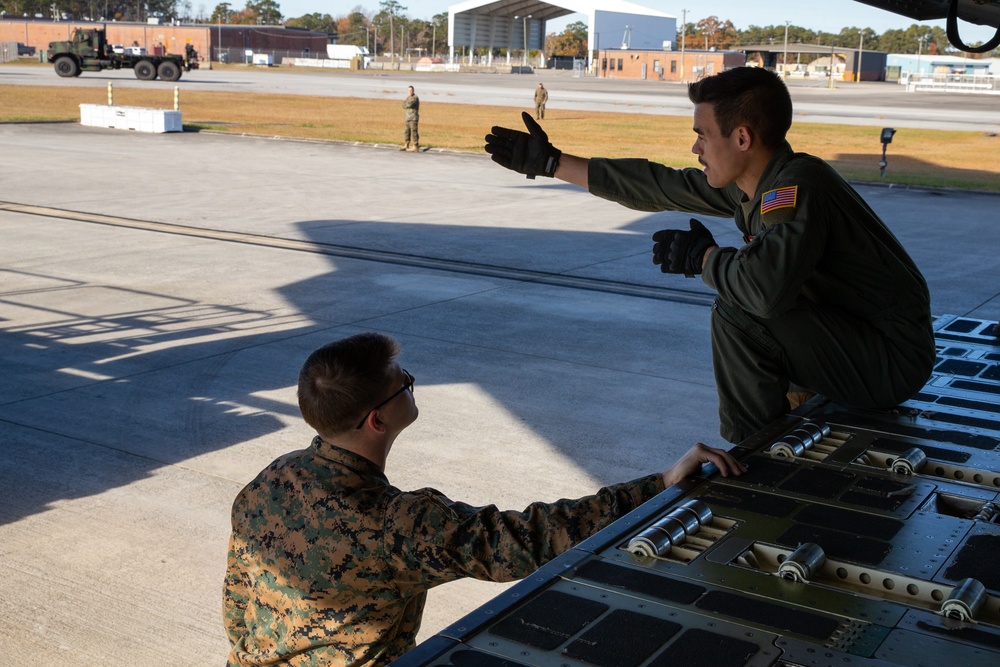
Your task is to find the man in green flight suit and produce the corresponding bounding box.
[484,66,935,444]
[223,332,745,666]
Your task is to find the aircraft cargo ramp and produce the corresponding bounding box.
[396,315,1000,667]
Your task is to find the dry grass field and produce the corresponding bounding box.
[3,80,998,191]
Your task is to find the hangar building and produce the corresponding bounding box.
[446,0,676,68]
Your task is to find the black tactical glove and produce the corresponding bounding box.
[652,219,717,277]
[484,111,561,180]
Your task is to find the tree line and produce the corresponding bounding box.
[3,0,995,58]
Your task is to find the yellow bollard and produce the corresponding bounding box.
[174,86,179,111]
[108,82,113,105]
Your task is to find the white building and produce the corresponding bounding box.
[446,0,676,67]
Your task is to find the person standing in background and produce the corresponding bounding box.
[534,82,548,120]
[402,85,420,152]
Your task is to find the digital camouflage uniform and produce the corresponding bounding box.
[588,142,935,443]
[402,94,419,149]
[534,85,548,120]
[223,436,664,666]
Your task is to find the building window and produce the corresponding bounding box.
[617,58,623,70]
[670,60,677,73]
[602,58,607,71]
[653,59,660,73]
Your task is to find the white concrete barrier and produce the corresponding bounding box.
[80,104,183,133]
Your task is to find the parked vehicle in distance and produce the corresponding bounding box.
[47,28,198,81]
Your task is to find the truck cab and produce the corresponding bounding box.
[47,28,111,77]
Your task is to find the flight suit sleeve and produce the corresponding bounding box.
[383,474,665,595]
[587,158,740,217]
[702,183,828,318]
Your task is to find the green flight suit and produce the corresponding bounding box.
[588,142,935,443]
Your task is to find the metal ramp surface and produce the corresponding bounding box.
[395,316,1000,667]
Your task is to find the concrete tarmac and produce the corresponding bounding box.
[1,70,999,666]
[5,63,1000,132]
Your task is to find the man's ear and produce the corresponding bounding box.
[367,410,388,434]
[736,126,754,151]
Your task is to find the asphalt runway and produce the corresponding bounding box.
[1,65,999,665]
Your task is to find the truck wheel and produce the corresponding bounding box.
[157,61,181,82]
[53,56,80,78]
[134,60,157,81]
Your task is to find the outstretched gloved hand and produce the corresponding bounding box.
[652,219,717,277]
[484,111,561,180]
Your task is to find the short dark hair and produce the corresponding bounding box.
[297,333,400,435]
[688,67,792,151]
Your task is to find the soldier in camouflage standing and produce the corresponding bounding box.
[223,332,744,666]
[401,85,419,152]
[534,82,548,120]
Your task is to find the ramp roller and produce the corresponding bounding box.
[891,448,928,476]
[777,542,826,583]
[940,578,987,622]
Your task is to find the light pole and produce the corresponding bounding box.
[782,21,789,79]
[508,17,515,65]
[856,31,864,83]
[514,14,531,68]
[916,33,929,79]
[828,42,836,89]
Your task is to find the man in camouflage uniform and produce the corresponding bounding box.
[223,332,744,666]
[485,67,935,444]
[534,82,548,120]
[402,85,419,152]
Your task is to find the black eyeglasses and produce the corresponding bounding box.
[355,369,415,429]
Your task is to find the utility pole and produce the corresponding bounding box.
[680,8,686,83]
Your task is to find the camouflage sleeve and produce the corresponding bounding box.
[222,532,250,648]
[384,474,664,596]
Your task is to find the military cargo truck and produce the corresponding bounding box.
[47,28,199,82]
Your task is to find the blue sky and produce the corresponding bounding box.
[260,0,997,43]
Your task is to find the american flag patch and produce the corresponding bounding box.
[760,186,797,214]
